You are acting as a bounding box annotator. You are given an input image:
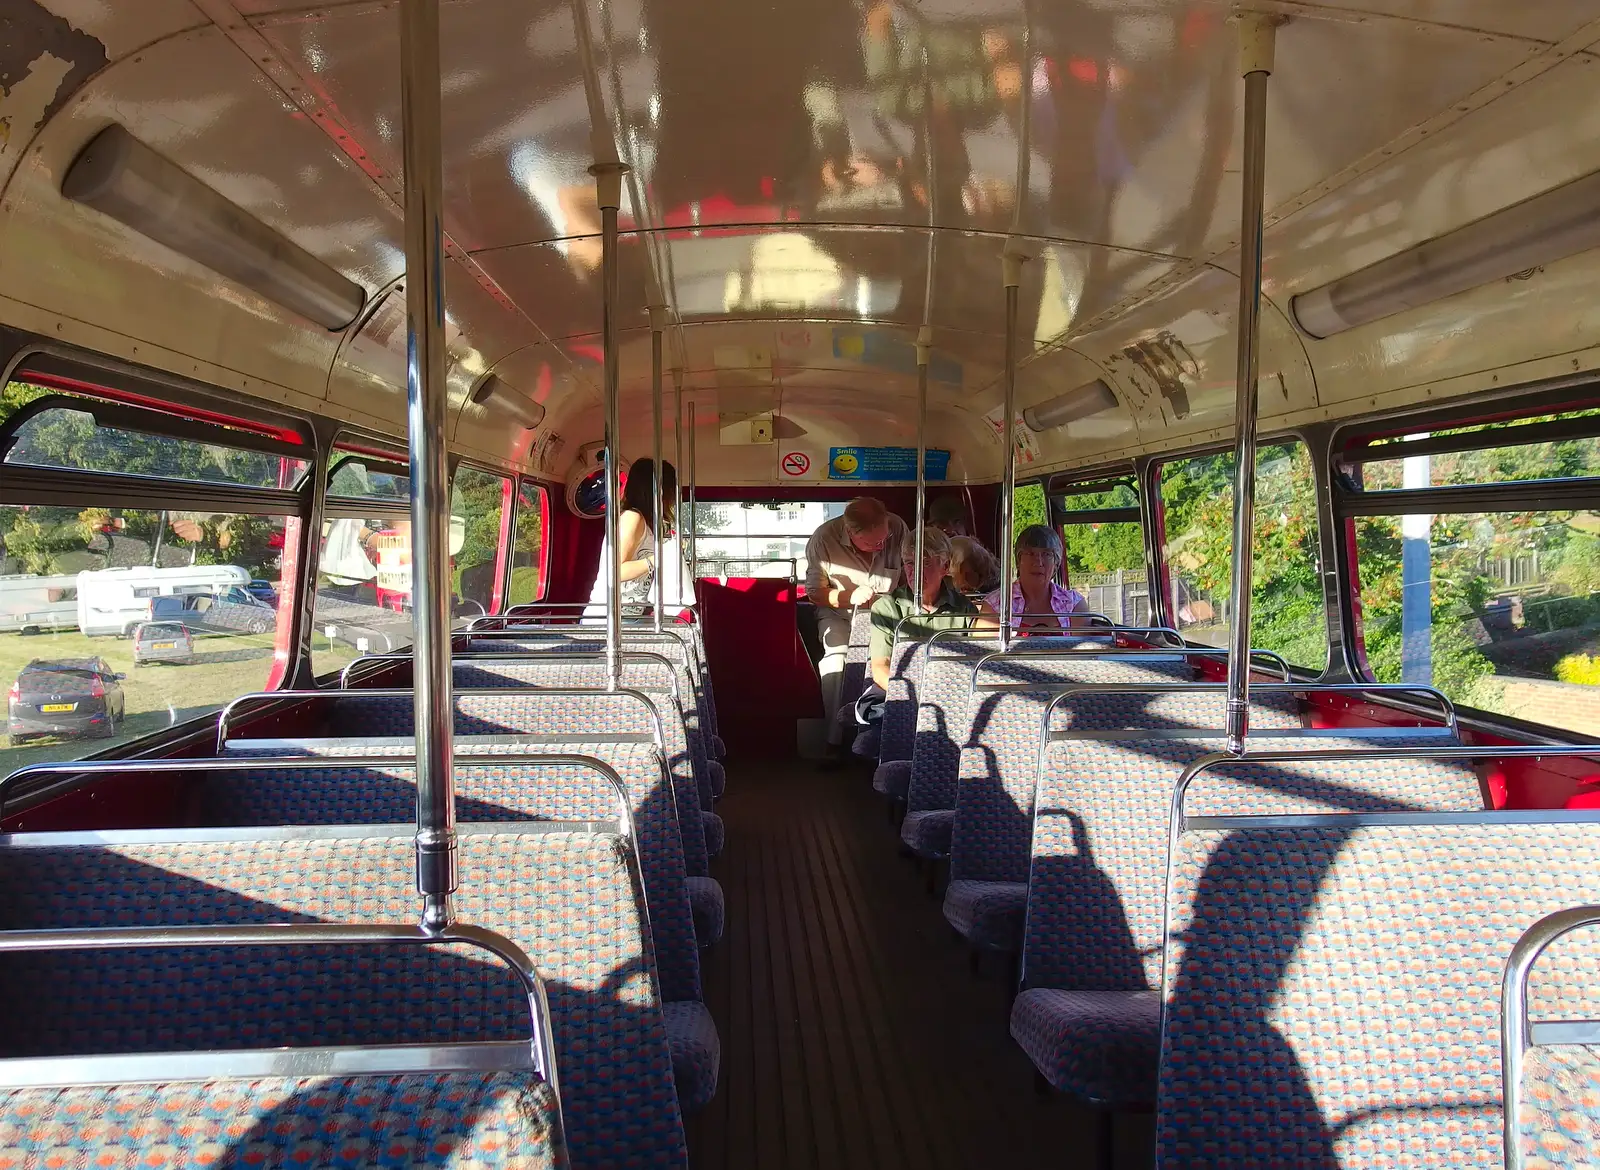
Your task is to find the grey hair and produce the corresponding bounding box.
[1014,523,1064,563]
[900,524,953,566]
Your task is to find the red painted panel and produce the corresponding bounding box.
[698,577,818,759]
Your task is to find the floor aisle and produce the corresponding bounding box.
[688,758,1156,1170]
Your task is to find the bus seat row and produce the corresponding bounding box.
[1160,797,1600,1165]
[867,624,1600,1165]
[898,638,1191,865]
[1013,729,1482,1114]
[0,823,666,1167]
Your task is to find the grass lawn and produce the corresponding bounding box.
[1,626,360,776]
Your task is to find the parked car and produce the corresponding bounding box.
[150,590,274,635]
[131,621,194,665]
[244,579,279,608]
[7,658,126,746]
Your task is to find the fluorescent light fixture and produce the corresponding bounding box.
[470,374,545,428]
[1291,169,1600,339]
[1022,378,1118,432]
[61,124,365,330]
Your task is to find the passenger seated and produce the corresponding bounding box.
[851,526,976,758]
[974,524,1088,633]
[948,535,1000,594]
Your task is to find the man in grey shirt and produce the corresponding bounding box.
[805,496,908,749]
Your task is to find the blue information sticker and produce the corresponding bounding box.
[827,447,950,481]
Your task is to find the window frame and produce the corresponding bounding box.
[0,362,319,769]
[1150,431,1329,675]
[507,477,551,607]
[449,460,515,618]
[1331,385,1600,726]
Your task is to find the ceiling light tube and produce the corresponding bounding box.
[1291,169,1600,339]
[1022,378,1118,432]
[61,124,365,330]
[470,374,545,428]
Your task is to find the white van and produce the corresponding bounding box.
[0,574,80,634]
[76,565,250,637]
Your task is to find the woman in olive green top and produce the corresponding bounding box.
[867,525,977,691]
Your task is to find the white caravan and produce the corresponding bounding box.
[76,565,250,637]
[0,574,80,634]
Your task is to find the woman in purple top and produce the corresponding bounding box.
[976,524,1088,633]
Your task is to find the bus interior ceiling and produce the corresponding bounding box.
[2,2,1600,1168]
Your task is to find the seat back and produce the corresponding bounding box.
[0,922,570,1169]
[0,825,687,1169]
[1159,813,1600,1168]
[1503,907,1600,1170]
[258,686,710,877]
[947,655,1205,885]
[1022,733,1480,995]
[457,642,717,802]
[204,745,701,1007]
[837,608,875,717]
[879,639,926,764]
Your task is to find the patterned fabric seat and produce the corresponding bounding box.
[707,759,725,800]
[0,1072,569,1170]
[940,656,1209,948]
[899,641,997,859]
[661,1001,721,1112]
[901,808,954,859]
[1160,817,1600,1167]
[1016,731,1480,1113]
[1011,988,1160,1105]
[877,640,926,767]
[1520,1045,1600,1168]
[463,634,720,809]
[942,878,1027,952]
[872,758,911,800]
[436,670,713,877]
[703,811,725,857]
[685,876,724,948]
[0,830,690,1169]
[832,609,876,739]
[203,742,720,1110]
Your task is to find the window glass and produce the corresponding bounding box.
[311,505,414,677]
[1,504,288,773]
[1355,508,1600,734]
[1055,479,1149,626]
[2,386,306,488]
[507,482,547,607]
[452,467,509,619]
[1159,440,1328,672]
[1352,410,1600,490]
[692,500,846,579]
[328,456,408,500]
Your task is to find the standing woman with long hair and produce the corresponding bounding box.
[583,457,678,621]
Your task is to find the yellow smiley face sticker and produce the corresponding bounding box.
[832,450,860,475]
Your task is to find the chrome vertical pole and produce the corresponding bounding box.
[686,399,697,583]
[999,243,1027,650]
[650,306,666,632]
[914,325,931,604]
[673,364,685,605]
[591,161,630,690]
[400,0,454,931]
[1225,15,1278,754]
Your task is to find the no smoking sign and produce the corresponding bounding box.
[780,451,811,477]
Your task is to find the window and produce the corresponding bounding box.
[1,504,289,771]
[1159,439,1328,672]
[506,481,547,607]
[3,389,307,488]
[1054,476,1149,626]
[691,500,846,580]
[312,509,413,674]
[1345,406,1600,735]
[451,466,511,619]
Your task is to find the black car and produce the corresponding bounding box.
[7,658,126,746]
